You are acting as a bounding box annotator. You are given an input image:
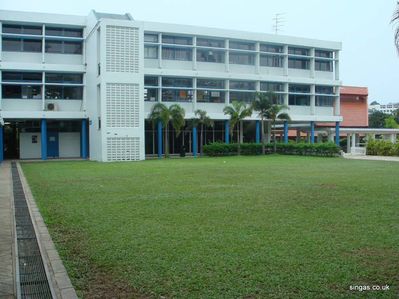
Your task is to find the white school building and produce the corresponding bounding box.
[0,9,342,162]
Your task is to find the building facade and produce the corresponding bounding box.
[0,10,342,162]
[369,101,399,114]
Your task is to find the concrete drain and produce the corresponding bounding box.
[12,162,53,299]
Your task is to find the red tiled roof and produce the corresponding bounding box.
[340,86,368,96]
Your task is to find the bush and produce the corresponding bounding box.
[366,140,398,156]
[203,142,340,157]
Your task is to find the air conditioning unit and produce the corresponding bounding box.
[46,103,57,111]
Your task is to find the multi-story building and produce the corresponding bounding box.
[369,101,399,114]
[0,9,342,162]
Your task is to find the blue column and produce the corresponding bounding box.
[41,119,47,160]
[283,121,289,144]
[0,126,3,163]
[157,121,162,158]
[310,121,315,144]
[81,119,88,159]
[193,126,198,157]
[335,121,340,146]
[255,120,260,144]
[225,120,230,144]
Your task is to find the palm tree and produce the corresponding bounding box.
[223,101,252,154]
[265,103,290,153]
[148,103,185,157]
[392,2,399,52]
[252,92,273,154]
[193,109,214,156]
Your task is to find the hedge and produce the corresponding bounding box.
[203,142,340,157]
[366,140,399,156]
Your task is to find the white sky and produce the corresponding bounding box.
[2,0,399,104]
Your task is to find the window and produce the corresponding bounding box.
[260,82,284,92]
[230,80,255,90]
[144,76,159,86]
[229,41,255,51]
[260,44,283,53]
[288,47,309,56]
[289,84,310,93]
[144,88,158,102]
[197,90,225,103]
[260,55,283,67]
[162,35,192,45]
[197,79,224,89]
[316,96,334,107]
[197,49,225,63]
[2,72,42,82]
[2,38,42,52]
[162,89,193,102]
[229,53,255,65]
[45,73,83,84]
[46,27,83,37]
[3,24,42,35]
[197,38,224,48]
[315,60,332,72]
[162,77,192,88]
[144,34,158,43]
[162,47,192,61]
[45,86,83,100]
[288,58,310,69]
[289,94,310,106]
[315,86,334,94]
[229,91,255,103]
[45,40,82,54]
[2,85,42,99]
[145,46,158,59]
[315,50,333,58]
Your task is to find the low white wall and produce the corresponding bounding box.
[20,132,41,159]
[59,132,81,158]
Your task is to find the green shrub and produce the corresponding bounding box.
[203,142,340,157]
[366,140,398,156]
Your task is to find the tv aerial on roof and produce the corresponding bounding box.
[272,13,286,35]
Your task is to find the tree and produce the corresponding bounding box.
[223,101,252,154]
[148,103,185,157]
[265,102,290,153]
[384,116,399,128]
[393,108,399,123]
[251,92,273,154]
[369,111,389,128]
[193,109,214,156]
[392,2,399,53]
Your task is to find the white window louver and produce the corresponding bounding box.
[107,137,140,161]
[106,25,139,73]
[106,83,139,128]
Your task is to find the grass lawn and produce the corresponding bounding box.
[21,156,399,298]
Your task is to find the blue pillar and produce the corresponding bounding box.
[81,119,88,159]
[225,120,230,144]
[157,121,162,158]
[255,120,260,144]
[310,121,315,144]
[41,119,47,160]
[283,121,289,144]
[0,126,3,163]
[193,126,198,157]
[335,121,340,146]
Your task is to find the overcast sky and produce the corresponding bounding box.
[2,0,399,104]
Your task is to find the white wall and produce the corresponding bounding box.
[20,133,41,159]
[59,132,80,158]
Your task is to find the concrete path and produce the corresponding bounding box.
[343,154,399,162]
[0,161,16,299]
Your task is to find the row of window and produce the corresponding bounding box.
[1,72,83,100]
[145,46,332,70]
[144,34,334,58]
[144,76,335,94]
[2,38,83,54]
[2,24,83,37]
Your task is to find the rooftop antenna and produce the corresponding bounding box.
[272,13,285,34]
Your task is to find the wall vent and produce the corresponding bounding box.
[106,137,140,161]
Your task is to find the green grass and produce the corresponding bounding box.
[21,156,399,298]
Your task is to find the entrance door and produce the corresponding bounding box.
[47,132,59,158]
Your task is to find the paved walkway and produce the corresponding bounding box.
[343,154,399,162]
[0,162,16,299]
